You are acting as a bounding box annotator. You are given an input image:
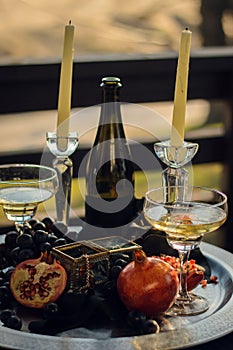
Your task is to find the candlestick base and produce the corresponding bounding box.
[46,132,79,224]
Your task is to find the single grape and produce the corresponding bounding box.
[0,277,5,286]
[142,319,160,334]
[4,231,19,250]
[47,233,58,245]
[16,234,34,249]
[10,246,20,264]
[28,219,40,227]
[4,266,15,281]
[5,314,22,330]
[42,217,54,231]
[0,270,6,279]
[43,302,60,320]
[53,238,67,247]
[33,222,47,232]
[0,308,16,324]
[39,242,51,253]
[18,248,37,261]
[0,285,11,303]
[33,230,48,244]
[127,310,147,330]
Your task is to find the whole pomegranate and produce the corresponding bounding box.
[10,254,67,308]
[117,250,179,316]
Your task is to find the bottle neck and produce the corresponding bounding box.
[94,84,125,143]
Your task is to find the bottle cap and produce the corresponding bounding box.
[101,77,122,87]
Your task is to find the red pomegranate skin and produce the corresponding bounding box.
[154,255,205,291]
[117,252,179,316]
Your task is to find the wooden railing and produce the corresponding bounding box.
[0,47,233,247]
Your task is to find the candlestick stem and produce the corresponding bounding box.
[52,156,72,223]
[46,132,78,224]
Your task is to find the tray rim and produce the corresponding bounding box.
[0,241,233,350]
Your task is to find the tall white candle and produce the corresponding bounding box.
[170,28,192,147]
[56,21,75,150]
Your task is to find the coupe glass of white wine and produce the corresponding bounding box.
[143,185,228,316]
[0,164,58,232]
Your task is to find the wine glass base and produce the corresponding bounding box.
[166,293,209,316]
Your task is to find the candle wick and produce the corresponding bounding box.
[185,27,189,31]
[69,19,72,25]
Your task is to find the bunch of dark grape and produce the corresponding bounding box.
[0,264,22,330]
[0,217,72,330]
[0,309,22,330]
[127,310,160,335]
[2,217,71,267]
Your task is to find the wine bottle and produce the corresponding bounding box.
[85,77,135,228]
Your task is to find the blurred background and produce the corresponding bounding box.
[0,0,232,62]
[0,0,232,248]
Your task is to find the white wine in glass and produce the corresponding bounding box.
[143,185,227,316]
[0,164,58,231]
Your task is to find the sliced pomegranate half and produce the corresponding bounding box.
[155,255,205,291]
[10,254,67,308]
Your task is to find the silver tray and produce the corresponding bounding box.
[1,242,233,350]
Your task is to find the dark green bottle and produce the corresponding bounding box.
[85,77,135,228]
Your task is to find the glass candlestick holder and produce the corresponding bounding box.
[46,132,79,224]
[154,140,199,200]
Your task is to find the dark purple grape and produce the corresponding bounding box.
[33,222,46,232]
[42,217,54,231]
[0,243,12,268]
[10,246,20,264]
[4,231,19,249]
[5,314,22,330]
[53,238,67,247]
[0,285,11,303]
[47,233,58,245]
[43,302,60,320]
[28,219,40,227]
[16,234,34,249]
[0,277,5,286]
[127,310,147,330]
[142,319,159,334]
[33,230,48,244]
[39,242,51,253]
[4,266,15,281]
[18,248,36,261]
[0,309,16,324]
[0,270,5,279]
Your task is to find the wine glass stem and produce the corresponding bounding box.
[15,223,24,234]
[178,249,191,300]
